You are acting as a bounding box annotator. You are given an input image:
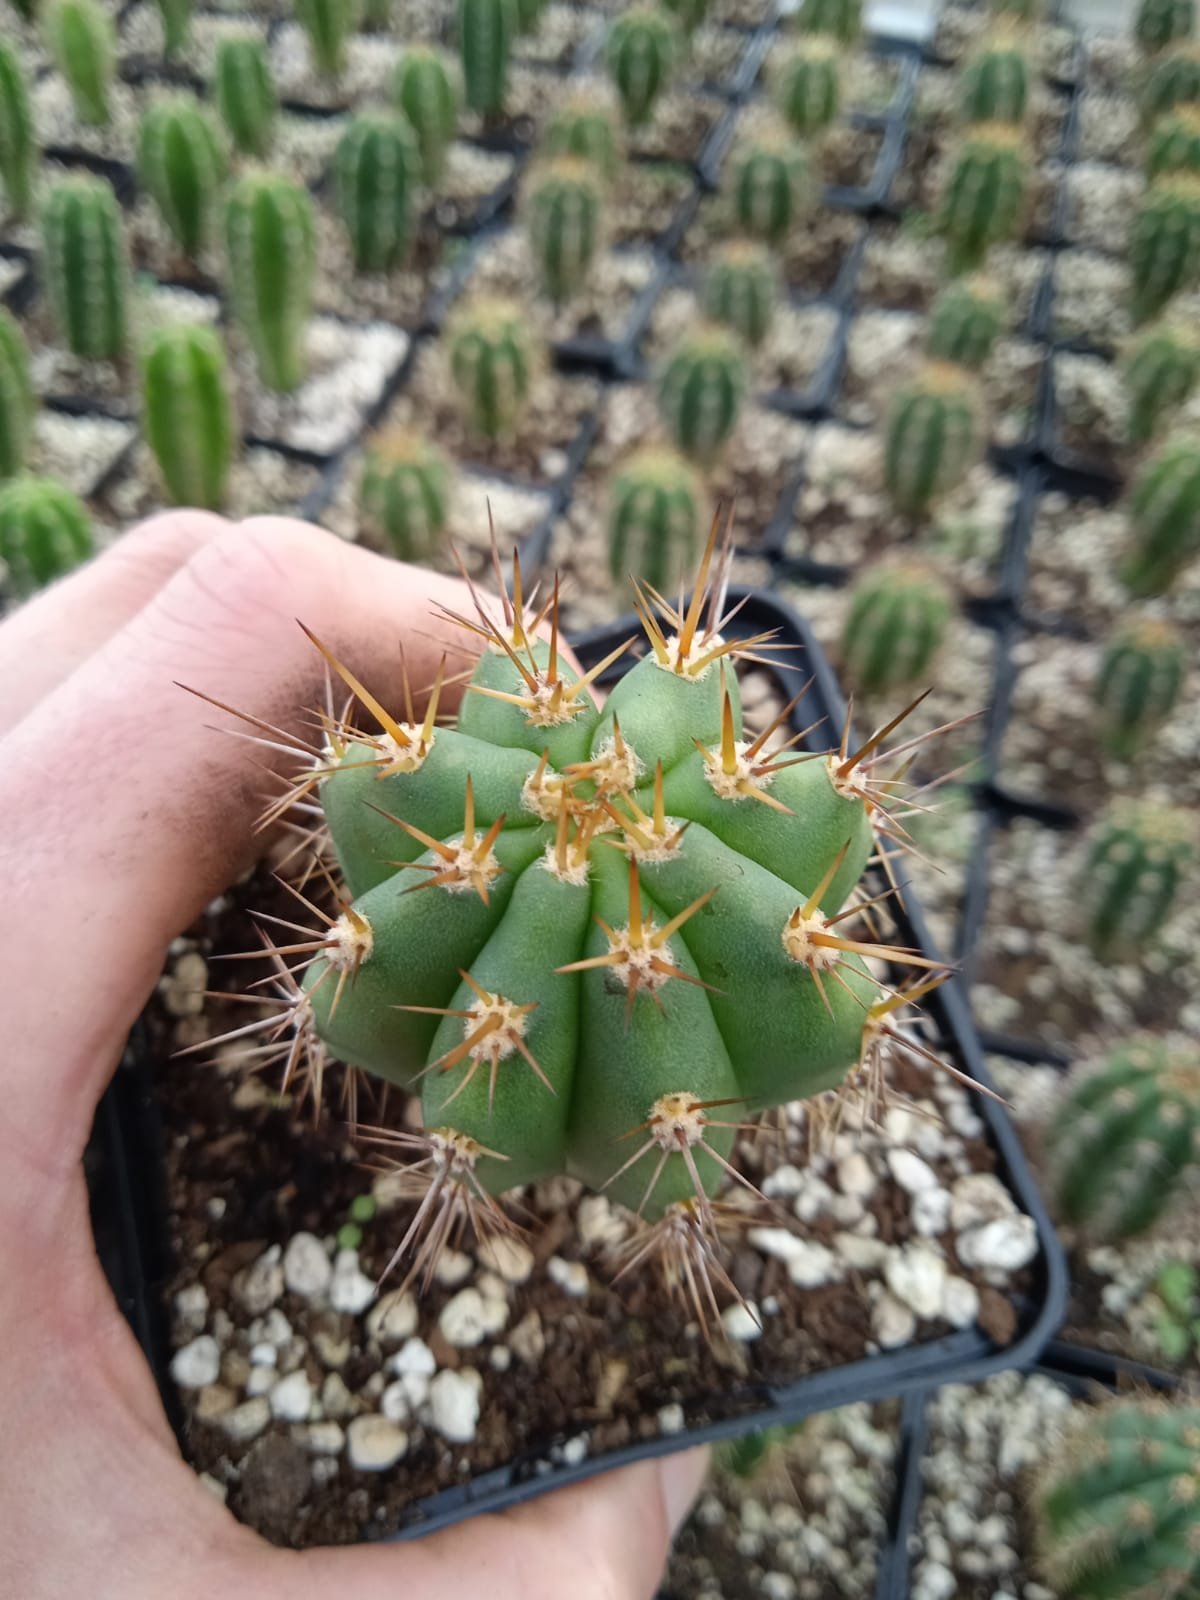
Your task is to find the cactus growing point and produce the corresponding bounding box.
[0,475,93,596]
[0,41,35,220]
[214,36,277,158]
[137,98,228,261]
[141,323,234,511]
[224,173,316,393]
[46,0,114,126]
[361,430,452,563]
[394,48,459,186]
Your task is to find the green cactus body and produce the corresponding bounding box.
[1142,45,1200,123]
[1094,617,1185,758]
[458,0,515,115]
[224,174,315,393]
[137,99,227,261]
[1122,441,1200,594]
[773,40,840,139]
[1124,321,1200,442]
[141,323,234,510]
[42,176,127,361]
[794,0,861,44]
[394,48,459,186]
[840,562,954,692]
[662,0,709,35]
[960,39,1030,125]
[0,474,92,596]
[296,0,356,81]
[46,0,114,126]
[361,430,452,562]
[702,240,778,348]
[884,363,983,517]
[334,113,419,274]
[926,277,1004,369]
[514,0,543,30]
[0,309,33,480]
[605,9,678,128]
[447,298,537,440]
[729,126,815,246]
[938,125,1027,273]
[1082,804,1193,961]
[154,0,192,56]
[362,0,393,27]
[0,41,35,220]
[1137,0,1195,51]
[1147,104,1200,178]
[214,37,277,158]
[1130,177,1200,322]
[657,325,747,464]
[540,95,622,183]
[608,446,708,596]
[524,157,603,306]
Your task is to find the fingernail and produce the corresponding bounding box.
[659,1446,711,1536]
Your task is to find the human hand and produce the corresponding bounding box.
[0,512,708,1600]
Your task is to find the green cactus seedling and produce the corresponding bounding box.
[1130,176,1200,322]
[1122,440,1200,594]
[42,175,127,361]
[938,124,1027,273]
[1081,803,1192,961]
[657,324,747,464]
[1137,0,1195,52]
[394,48,459,186]
[335,113,420,274]
[1141,44,1200,124]
[524,157,604,306]
[0,474,92,596]
[884,362,983,517]
[46,0,114,126]
[840,562,954,693]
[514,0,543,30]
[607,445,708,598]
[794,0,861,44]
[141,323,234,511]
[926,276,1005,370]
[0,309,32,480]
[0,41,35,220]
[447,297,538,441]
[154,0,192,56]
[606,9,678,128]
[1095,616,1186,758]
[137,98,228,261]
[661,0,709,35]
[458,0,516,116]
[960,34,1031,125]
[224,173,315,393]
[1146,104,1200,178]
[214,36,277,159]
[296,0,357,81]
[772,39,841,139]
[729,124,815,246]
[1123,319,1200,442]
[540,94,622,183]
[361,429,452,562]
[702,239,778,348]
[1152,1260,1200,1361]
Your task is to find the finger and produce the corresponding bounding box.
[0,510,228,736]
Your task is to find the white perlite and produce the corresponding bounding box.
[298,1422,345,1456]
[871,1292,916,1350]
[477,1234,535,1284]
[721,1301,763,1342]
[428,1368,482,1444]
[887,1149,939,1194]
[366,1289,418,1344]
[170,1335,220,1390]
[885,1245,947,1320]
[547,1255,589,1297]
[269,1370,313,1422]
[347,1414,409,1472]
[576,1194,628,1249]
[748,1228,840,1288]
[439,1288,509,1347]
[234,1247,284,1315]
[957,1215,1038,1274]
[283,1232,332,1300]
[219,1398,271,1444]
[329,1248,378,1315]
[657,1403,686,1436]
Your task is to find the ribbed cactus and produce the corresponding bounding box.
[794,0,861,43]
[334,114,419,274]
[1146,105,1200,178]
[0,475,93,597]
[772,39,841,139]
[514,0,543,31]
[662,0,709,34]
[1122,441,1200,594]
[926,277,1005,370]
[458,0,516,116]
[447,298,537,441]
[605,9,678,128]
[394,48,459,186]
[0,309,33,480]
[1123,320,1200,443]
[42,176,127,361]
[361,430,452,563]
[295,0,356,81]
[1141,46,1200,124]
[657,325,747,463]
[136,98,227,261]
[938,125,1027,273]
[224,173,315,393]
[540,94,622,183]
[141,323,234,510]
[0,40,35,220]
[154,0,192,57]
[1130,177,1200,321]
[46,0,114,126]
[1082,803,1192,961]
[729,125,815,246]
[213,36,276,159]
[524,157,603,306]
[884,363,983,517]
[960,37,1030,125]
[1137,0,1195,52]
[702,240,778,348]
[1094,617,1185,758]
[607,446,708,597]
[840,562,954,692]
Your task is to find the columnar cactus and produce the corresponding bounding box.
[661,0,709,35]
[0,41,35,220]
[361,430,452,563]
[1146,105,1200,178]
[362,0,393,27]
[42,176,127,361]
[1081,803,1192,961]
[938,125,1027,273]
[1130,176,1200,321]
[959,37,1031,125]
[46,0,114,126]
[136,98,228,261]
[214,36,276,158]
[702,240,778,348]
[394,48,459,186]
[224,173,315,393]
[1094,617,1185,758]
[607,446,708,597]
[794,0,861,44]
[884,363,983,517]
[0,475,93,597]
[154,0,192,57]
[334,113,419,274]
[772,40,841,140]
[657,325,747,463]
[524,157,604,306]
[514,0,543,31]
[540,94,622,183]
[1123,320,1200,443]
[141,323,234,510]
[1137,0,1195,52]
[1141,46,1200,124]
[1122,441,1200,594]
[295,0,356,81]
[0,309,33,480]
[605,9,678,128]
[840,562,954,693]
[926,278,1004,371]
[458,0,516,116]
[729,125,815,246]
[447,298,538,441]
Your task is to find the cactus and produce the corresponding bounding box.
[1081,803,1192,961]
[772,39,841,139]
[959,37,1030,125]
[524,157,604,306]
[0,40,35,220]
[938,125,1027,273]
[1130,176,1200,321]
[362,0,392,26]
[0,309,33,480]
[657,325,747,463]
[295,0,357,81]
[45,0,114,126]
[214,36,276,159]
[926,277,1005,370]
[840,562,954,693]
[136,98,227,261]
[1122,440,1200,594]
[702,240,778,348]
[884,363,983,517]
[1094,617,1185,759]
[1141,45,1200,123]
[607,446,708,597]
[1137,0,1195,52]
[794,0,861,44]
[334,113,419,274]
[361,430,452,563]
[605,9,678,128]
[0,475,92,597]
[447,298,538,441]
[729,124,815,246]
[661,0,709,35]
[540,94,622,183]
[224,173,315,393]
[458,0,516,116]
[394,48,459,186]
[1123,320,1200,443]
[42,176,127,361]
[1146,104,1200,178]
[141,323,234,510]
[514,0,543,30]
[154,0,192,56]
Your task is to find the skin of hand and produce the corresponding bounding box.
[0,511,709,1600]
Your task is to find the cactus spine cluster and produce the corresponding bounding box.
[295,0,356,81]
[959,37,1031,126]
[361,430,452,563]
[729,125,815,246]
[0,309,33,480]
[1137,0,1196,52]
[0,41,35,220]
[606,9,678,128]
[938,125,1027,273]
[702,240,778,348]
[458,0,516,116]
[926,277,1004,370]
[46,0,114,126]
[1141,45,1200,125]
[334,114,419,274]
[540,96,622,183]
[1122,441,1200,594]
[0,474,93,596]
[884,363,983,516]
[394,49,459,186]
[1081,803,1192,961]
[1123,321,1200,443]
[42,176,128,361]
[1130,176,1200,321]
[137,99,228,261]
[224,174,315,393]
[214,37,277,158]
[657,325,747,463]
[794,0,861,43]
[1095,617,1186,758]
[141,323,234,510]
[1146,104,1200,178]
[607,446,708,597]
[447,298,538,441]
[840,563,954,692]
[772,39,841,139]
[154,0,192,57]
[524,157,604,306]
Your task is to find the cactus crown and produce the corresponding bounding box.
[213,36,277,158]
[884,362,984,517]
[224,172,316,394]
[361,429,453,563]
[926,276,1005,369]
[1095,615,1186,758]
[657,324,748,465]
[1137,0,1196,51]
[607,445,709,598]
[729,122,816,246]
[938,123,1028,273]
[458,0,516,116]
[394,47,459,186]
[136,97,228,261]
[702,239,778,348]
[524,155,605,306]
[1123,318,1200,443]
[959,35,1031,126]
[1122,438,1200,594]
[794,0,861,43]
[772,38,841,139]
[1130,173,1200,322]
[1082,802,1193,961]
[840,561,954,693]
[334,112,420,275]
[41,174,128,362]
[0,306,33,480]
[540,93,623,184]
[605,8,678,127]
[0,474,93,597]
[140,321,234,511]
[0,40,36,220]
[46,0,114,126]
[446,295,540,441]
